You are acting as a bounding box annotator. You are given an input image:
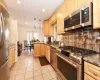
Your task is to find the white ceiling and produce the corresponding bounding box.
[3,0,64,27]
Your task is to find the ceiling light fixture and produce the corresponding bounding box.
[57,13,61,17]
[42,9,46,12]
[17,0,21,4]
[26,22,28,25]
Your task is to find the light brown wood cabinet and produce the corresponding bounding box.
[84,61,100,80]
[40,44,45,56]
[43,20,49,36]
[93,0,100,29]
[45,45,50,63]
[43,20,54,36]
[57,3,65,34]
[9,45,15,68]
[50,12,57,25]
[34,44,50,63]
[77,0,89,8]
[0,0,7,11]
[84,73,95,80]
[64,0,78,17]
[34,44,44,57]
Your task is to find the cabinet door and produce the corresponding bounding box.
[43,20,49,36]
[65,0,77,17]
[12,46,15,65]
[65,0,72,17]
[40,44,44,56]
[48,20,54,36]
[93,0,100,29]
[57,3,65,34]
[34,44,40,57]
[84,73,95,80]
[77,0,92,8]
[46,46,50,63]
[72,0,78,12]
[84,61,100,80]
[50,12,57,25]
[9,45,15,68]
[9,48,12,67]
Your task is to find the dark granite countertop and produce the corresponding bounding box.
[34,42,60,49]
[84,53,100,67]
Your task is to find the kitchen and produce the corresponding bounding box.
[0,0,100,80]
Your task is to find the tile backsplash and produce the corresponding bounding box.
[62,30,100,52]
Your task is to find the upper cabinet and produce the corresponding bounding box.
[43,20,49,36]
[77,0,89,8]
[43,20,54,36]
[64,0,78,17]
[0,1,7,11]
[50,12,57,25]
[93,0,100,29]
[57,3,65,34]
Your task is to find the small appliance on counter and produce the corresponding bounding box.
[59,41,64,48]
[46,37,51,44]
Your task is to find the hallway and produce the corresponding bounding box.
[9,52,59,80]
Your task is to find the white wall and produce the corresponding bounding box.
[9,18,18,62]
[18,24,44,47]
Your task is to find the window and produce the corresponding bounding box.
[34,32,38,39]
[27,32,38,44]
[27,31,34,44]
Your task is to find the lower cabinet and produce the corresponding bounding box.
[84,61,100,80]
[9,44,15,68]
[34,43,50,63]
[45,45,50,63]
[34,44,41,57]
[84,73,95,80]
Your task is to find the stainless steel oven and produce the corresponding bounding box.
[56,53,83,80]
[81,2,93,27]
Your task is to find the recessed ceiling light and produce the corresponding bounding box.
[17,0,21,4]
[42,9,46,12]
[26,22,28,25]
[57,13,61,17]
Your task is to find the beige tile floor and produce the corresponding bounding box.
[9,51,60,80]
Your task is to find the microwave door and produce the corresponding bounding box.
[64,16,72,31]
[71,9,81,29]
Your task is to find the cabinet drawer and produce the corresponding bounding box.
[84,62,100,80]
[84,73,95,80]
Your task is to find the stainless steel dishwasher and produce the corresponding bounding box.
[50,47,58,71]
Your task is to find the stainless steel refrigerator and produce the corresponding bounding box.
[0,4,10,80]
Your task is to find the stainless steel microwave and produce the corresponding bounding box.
[64,2,93,31]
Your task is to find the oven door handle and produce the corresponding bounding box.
[56,53,77,68]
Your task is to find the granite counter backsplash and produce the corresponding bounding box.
[62,30,100,52]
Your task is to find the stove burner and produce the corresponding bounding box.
[62,46,97,56]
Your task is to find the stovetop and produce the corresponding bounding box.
[60,46,98,64]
